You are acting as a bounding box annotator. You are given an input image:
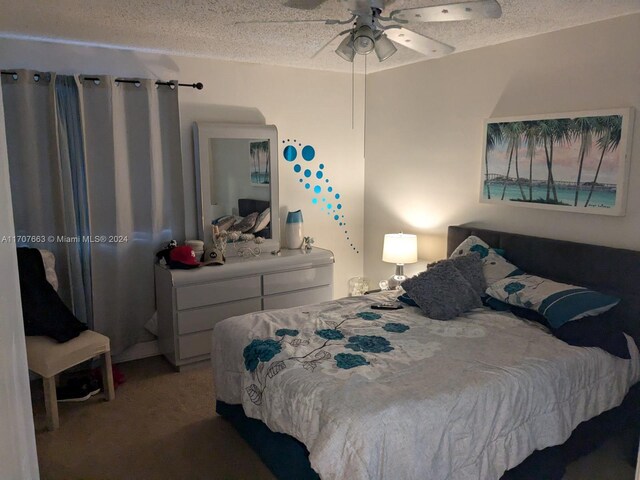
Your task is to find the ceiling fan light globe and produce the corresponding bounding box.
[335,35,355,62]
[353,25,375,55]
[374,34,397,62]
[354,37,374,54]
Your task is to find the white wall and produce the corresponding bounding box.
[0,39,367,297]
[0,85,39,479]
[364,14,640,284]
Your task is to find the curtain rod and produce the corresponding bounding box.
[0,71,203,90]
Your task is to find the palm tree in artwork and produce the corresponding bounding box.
[572,117,600,206]
[500,122,526,201]
[485,123,503,199]
[538,120,559,202]
[523,121,540,201]
[584,116,622,207]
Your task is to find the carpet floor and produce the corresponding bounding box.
[31,356,636,480]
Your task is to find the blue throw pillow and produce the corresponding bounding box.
[486,274,620,329]
[397,293,418,307]
[483,291,630,359]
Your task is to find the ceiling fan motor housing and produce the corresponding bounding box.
[343,0,385,15]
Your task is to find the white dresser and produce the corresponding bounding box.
[155,247,334,369]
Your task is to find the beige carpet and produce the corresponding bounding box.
[33,357,274,480]
[31,356,636,480]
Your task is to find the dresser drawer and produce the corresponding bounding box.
[175,276,261,310]
[264,285,332,310]
[177,298,262,335]
[263,265,333,295]
[178,331,212,360]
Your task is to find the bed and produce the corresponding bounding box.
[212,226,640,479]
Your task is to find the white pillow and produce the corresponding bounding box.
[449,236,520,285]
[251,207,271,234]
[38,249,58,292]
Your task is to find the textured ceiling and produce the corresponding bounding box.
[1,0,639,73]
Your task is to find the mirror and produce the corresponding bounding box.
[193,123,279,253]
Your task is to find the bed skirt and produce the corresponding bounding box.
[217,382,640,480]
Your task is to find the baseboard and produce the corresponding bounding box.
[113,339,160,364]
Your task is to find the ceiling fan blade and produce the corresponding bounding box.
[384,27,455,57]
[391,0,502,23]
[283,0,329,10]
[311,29,351,58]
[235,18,343,25]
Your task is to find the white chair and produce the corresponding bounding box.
[24,250,115,431]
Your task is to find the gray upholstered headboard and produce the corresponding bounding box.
[448,226,640,345]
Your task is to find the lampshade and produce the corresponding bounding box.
[353,25,375,55]
[374,34,397,62]
[335,35,355,62]
[382,233,418,264]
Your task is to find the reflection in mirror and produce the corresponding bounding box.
[209,138,271,239]
[193,123,279,254]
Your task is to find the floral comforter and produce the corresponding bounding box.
[212,291,639,480]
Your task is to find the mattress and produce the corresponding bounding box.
[212,291,640,480]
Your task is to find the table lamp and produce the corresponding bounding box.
[382,233,418,289]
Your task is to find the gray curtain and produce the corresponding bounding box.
[54,75,93,325]
[2,71,185,355]
[2,71,75,310]
[80,76,185,354]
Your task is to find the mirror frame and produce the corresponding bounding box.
[193,122,280,252]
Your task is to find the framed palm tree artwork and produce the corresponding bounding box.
[250,140,270,186]
[480,108,635,216]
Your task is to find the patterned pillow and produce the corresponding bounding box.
[402,261,482,320]
[230,212,258,233]
[450,236,521,285]
[212,215,236,232]
[251,207,271,234]
[486,274,620,329]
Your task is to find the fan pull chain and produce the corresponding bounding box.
[351,57,355,130]
[364,55,367,158]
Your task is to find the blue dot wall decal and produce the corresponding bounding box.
[284,145,297,161]
[302,145,315,161]
[283,139,359,254]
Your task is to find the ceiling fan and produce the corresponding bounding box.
[239,0,502,63]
